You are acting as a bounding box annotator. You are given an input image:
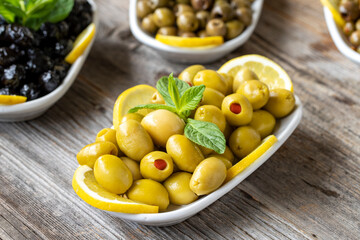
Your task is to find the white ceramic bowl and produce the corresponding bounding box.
[106,96,302,226]
[129,0,264,63]
[0,0,99,122]
[324,7,360,64]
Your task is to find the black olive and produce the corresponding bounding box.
[26,49,54,74]
[1,64,26,89]
[54,61,70,79]
[0,24,34,47]
[19,83,41,100]
[0,87,14,95]
[0,47,18,66]
[38,70,61,93]
[56,21,70,39]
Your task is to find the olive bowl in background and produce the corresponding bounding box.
[324,7,360,64]
[129,0,264,64]
[0,0,99,122]
[105,96,302,226]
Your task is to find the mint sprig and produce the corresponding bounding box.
[128,73,226,154]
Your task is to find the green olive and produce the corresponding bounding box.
[96,128,122,154]
[149,0,169,9]
[343,21,355,36]
[231,0,251,9]
[194,105,226,132]
[121,157,142,181]
[225,20,244,40]
[236,80,269,109]
[77,141,118,168]
[191,0,213,10]
[223,122,233,141]
[264,89,295,118]
[198,30,209,37]
[116,120,154,161]
[233,67,259,92]
[153,8,175,27]
[166,134,204,172]
[339,0,359,22]
[206,18,226,36]
[249,110,276,139]
[176,0,190,3]
[177,12,199,32]
[229,126,261,158]
[121,113,144,124]
[137,0,153,18]
[211,1,233,22]
[221,93,253,126]
[207,155,232,169]
[193,69,228,94]
[140,151,173,182]
[151,90,165,104]
[174,3,194,17]
[218,72,234,95]
[197,144,214,156]
[178,64,205,85]
[200,87,225,109]
[356,19,360,31]
[196,10,210,29]
[350,30,360,47]
[235,7,252,26]
[157,26,177,36]
[127,179,169,211]
[209,145,235,163]
[141,109,185,147]
[189,157,227,195]
[164,172,198,205]
[94,155,133,194]
[141,14,158,34]
[179,31,197,37]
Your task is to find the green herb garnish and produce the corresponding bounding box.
[128,73,226,154]
[0,0,74,30]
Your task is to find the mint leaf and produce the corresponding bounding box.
[179,85,205,113]
[128,104,176,114]
[0,4,15,22]
[168,73,181,109]
[47,0,74,23]
[185,119,226,154]
[156,75,190,107]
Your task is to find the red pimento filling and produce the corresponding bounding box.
[154,159,167,170]
[187,81,193,87]
[230,103,241,114]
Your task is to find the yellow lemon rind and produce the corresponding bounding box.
[155,34,224,48]
[0,95,27,105]
[320,0,345,27]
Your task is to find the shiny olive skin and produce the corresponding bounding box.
[140,151,174,182]
[176,0,190,3]
[137,0,153,18]
[164,172,198,205]
[264,89,295,118]
[197,144,214,156]
[236,80,269,109]
[343,22,355,36]
[121,113,144,124]
[153,8,175,27]
[249,110,276,139]
[198,30,209,37]
[157,26,177,36]
[200,87,225,108]
[151,90,165,104]
[339,1,359,21]
[149,0,169,9]
[177,12,199,32]
[96,128,121,154]
[94,155,133,194]
[191,0,213,10]
[141,14,158,34]
[127,179,169,211]
[229,126,261,158]
[225,20,244,40]
[210,145,235,163]
[231,0,251,9]
[141,109,185,147]
[235,7,252,26]
[166,134,204,172]
[179,64,205,85]
[77,141,118,168]
[179,31,197,37]
[223,122,233,141]
[121,157,142,181]
[356,19,360,31]
[221,93,253,126]
[211,1,233,22]
[350,30,360,47]
[233,67,259,92]
[207,155,232,169]
[189,157,227,195]
[194,105,226,132]
[174,3,194,17]
[219,72,234,95]
[193,69,228,94]
[206,18,226,36]
[116,120,154,161]
[196,11,210,29]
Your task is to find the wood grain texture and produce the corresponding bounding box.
[1,0,360,239]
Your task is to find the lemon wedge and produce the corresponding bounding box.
[155,34,224,48]
[113,84,157,129]
[0,95,27,105]
[72,165,159,213]
[225,135,277,182]
[65,23,96,64]
[320,0,345,27]
[218,54,294,92]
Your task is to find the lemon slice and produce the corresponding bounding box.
[155,34,224,48]
[320,0,345,27]
[0,95,27,105]
[113,84,157,129]
[72,165,159,213]
[65,23,96,64]
[225,135,277,182]
[218,54,294,92]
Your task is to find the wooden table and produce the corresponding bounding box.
[1,0,360,239]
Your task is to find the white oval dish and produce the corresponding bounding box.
[105,96,302,226]
[324,7,360,64]
[0,0,99,122]
[129,0,264,64]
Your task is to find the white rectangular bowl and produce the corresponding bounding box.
[106,95,303,226]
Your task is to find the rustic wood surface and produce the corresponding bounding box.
[1,0,360,239]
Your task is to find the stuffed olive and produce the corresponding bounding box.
[221,93,253,126]
[194,105,226,132]
[164,172,198,205]
[140,151,174,182]
[237,80,269,110]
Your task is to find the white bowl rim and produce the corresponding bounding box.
[0,0,99,114]
[129,0,264,55]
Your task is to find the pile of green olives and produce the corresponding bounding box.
[76,63,295,212]
[340,0,360,52]
[137,0,254,40]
